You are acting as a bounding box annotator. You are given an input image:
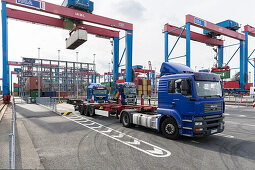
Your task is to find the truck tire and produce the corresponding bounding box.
[80,105,86,115]
[84,105,90,116]
[121,112,133,128]
[161,118,179,140]
[89,105,96,117]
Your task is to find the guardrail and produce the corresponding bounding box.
[36,97,57,112]
[9,98,16,169]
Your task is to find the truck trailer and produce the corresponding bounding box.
[76,62,225,139]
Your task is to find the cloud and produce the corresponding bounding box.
[115,0,146,20]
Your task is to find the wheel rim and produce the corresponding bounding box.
[165,124,175,135]
[123,114,129,125]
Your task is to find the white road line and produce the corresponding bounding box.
[214,133,234,138]
[224,113,230,116]
[63,115,171,158]
[238,115,247,117]
[226,121,255,127]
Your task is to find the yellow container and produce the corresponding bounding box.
[148,85,152,91]
[138,85,143,91]
[13,92,19,96]
[138,90,143,96]
[142,79,147,85]
[143,85,148,91]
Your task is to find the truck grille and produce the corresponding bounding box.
[203,114,223,130]
[204,103,222,113]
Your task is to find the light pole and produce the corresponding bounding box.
[76,52,79,99]
[93,54,96,83]
[38,48,41,98]
[58,50,61,101]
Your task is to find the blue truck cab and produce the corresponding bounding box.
[120,62,225,139]
[87,83,108,103]
[117,82,137,105]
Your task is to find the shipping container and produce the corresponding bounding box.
[138,91,142,96]
[14,88,19,92]
[30,90,42,98]
[224,81,239,89]
[245,83,253,90]
[26,77,42,90]
[147,80,151,85]
[13,92,19,96]
[56,92,68,98]
[148,85,152,91]
[142,79,147,86]
[13,83,19,88]
[138,85,143,91]
[44,91,56,97]
[143,86,148,91]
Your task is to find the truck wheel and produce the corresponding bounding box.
[89,105,95,117]
[161,118,179,140]
[84,105,90,116]
[80,105,85,115]
[121,112,133,128]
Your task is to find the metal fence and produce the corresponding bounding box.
[9,98,16,169]
[36,97,57,112]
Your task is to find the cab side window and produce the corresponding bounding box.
[168,79,192,96]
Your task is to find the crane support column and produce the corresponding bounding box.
[186,22,191,67]
[240,40,245,90]
[165,31,169,62]
[113,37,120,91]
[218,45,224,67]
[126,30,133,82]
[2,1,10,103]
[245,31,249,83]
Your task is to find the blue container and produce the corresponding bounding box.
[132,65,143,69]
[44,92,56,97]
[204,20,240,36]
[14,68,22,72]
[62,0,94,13]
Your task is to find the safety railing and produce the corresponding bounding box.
[225,94,253,107]
[36,97,57,112]
[9,98,16,169]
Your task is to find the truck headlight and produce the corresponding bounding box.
[195,122,203,126]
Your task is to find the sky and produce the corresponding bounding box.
[1,0,255,85]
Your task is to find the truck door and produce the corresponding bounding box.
[168,78,195,115]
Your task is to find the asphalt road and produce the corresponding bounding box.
[14,103,255,170]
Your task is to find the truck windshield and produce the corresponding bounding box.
[94,89,107,95]
[124,87,136,95]
[195,81,222,97]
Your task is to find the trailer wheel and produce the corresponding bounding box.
[89,105,96,117]
[84,105,90,116]
[161,118,179,140]
[121,112,133,128]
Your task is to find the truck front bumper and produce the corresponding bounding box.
[193,114,224,137]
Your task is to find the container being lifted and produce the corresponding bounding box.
[75,62,225,140]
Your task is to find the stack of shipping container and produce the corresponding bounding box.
[13,83,19,96]
[25,77,42,98]
[135,79,152,96]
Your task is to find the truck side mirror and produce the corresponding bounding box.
[181,79,192,96]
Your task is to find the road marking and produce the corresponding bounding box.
[238,115,247,117]
[127,139,141,145]
[224,113,230,116]
[63,115,171,158]
[214,133,234,138]
[226,121,255,127]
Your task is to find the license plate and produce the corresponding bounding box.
[211,129,218,134]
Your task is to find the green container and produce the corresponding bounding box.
[30,90,42,98]
[14,87,19,92]
[213,71,230,79]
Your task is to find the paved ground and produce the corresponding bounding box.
[9,103,255,169]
